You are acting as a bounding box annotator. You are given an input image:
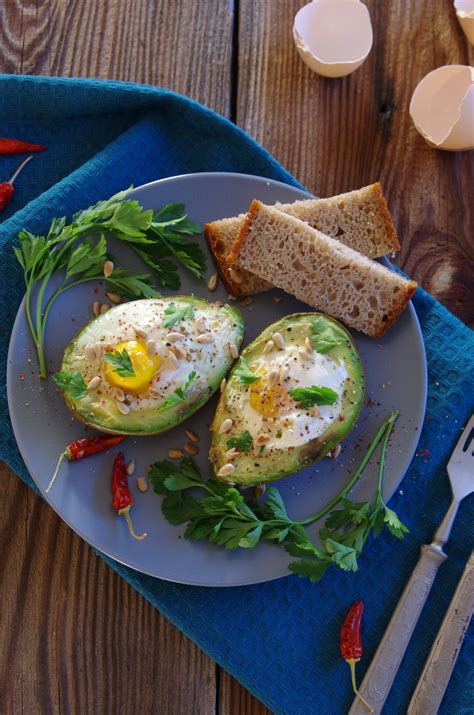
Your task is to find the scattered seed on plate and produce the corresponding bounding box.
[185,429,199,442]
[184,442,199,455]
[100,303,110,314]
[207,273,218,291]
[106,291,122,304]
[137,476,149,493]
[92,301,100,316]
[87,376,101,391]
[239,296,253,307]
[103,260,114,278]
[331,444,341,459]
[169,449,184,459]
[272,295,283,303]
[126,459,136,476]
[254,485,266,498]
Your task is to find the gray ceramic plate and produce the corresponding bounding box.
[7,173,427,587]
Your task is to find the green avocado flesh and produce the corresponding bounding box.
[60,296,244,435]
[210,313,365,486]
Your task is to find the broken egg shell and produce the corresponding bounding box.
[410,65,474,151]
[454,0,474,44]
[293,0,373,78]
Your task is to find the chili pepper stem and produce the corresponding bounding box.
[119,505,147,541]
[46,448,70,492]
[346,659,374,713]
[8,155,34,184]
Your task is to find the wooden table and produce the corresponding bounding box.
[1,1,472,712]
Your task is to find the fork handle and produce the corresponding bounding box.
[433,499,460,546]
[348,544,447,715]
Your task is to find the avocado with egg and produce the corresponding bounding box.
[56,296,244,435]
[210,313,364,486]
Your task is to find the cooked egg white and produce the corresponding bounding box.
[225,344,348,449]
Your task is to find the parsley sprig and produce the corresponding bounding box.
[163,296,195,328]
[157,371,197,412]
[234,356,260,384]
[311,317,347,354]
[13,190,204,378]
[289,385,338,408]
[150,412,408,580]
[104,349,136,377]
[52,369,87,399]
[226,431,254,452]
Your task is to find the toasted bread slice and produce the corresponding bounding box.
[229,200,416,338]
[205,183,400,297]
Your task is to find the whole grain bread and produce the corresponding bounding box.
[205,183,400,297]
[229,200,416,338]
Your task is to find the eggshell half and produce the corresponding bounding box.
[454,0,474,44]
[293,0,373,78]
[409,65,474,151]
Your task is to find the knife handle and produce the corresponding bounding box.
[407,551,474,715]
[348,544,447,715]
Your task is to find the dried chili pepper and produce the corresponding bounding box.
[111,451,147,541]
[46,434,125,492]
[0,137,46,154]
[340,601,373,712]
[0,155,34,212]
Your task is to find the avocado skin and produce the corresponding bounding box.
[210,313,365,486]
[60,296,244,436]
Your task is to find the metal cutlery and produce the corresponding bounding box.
[407,550,474,714]
[349,413,474,715]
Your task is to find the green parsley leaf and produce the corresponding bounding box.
[52,370,87,399]
[104,349,135,377]
[106,267,160,299]
[311,317,347,354]
[157,371,196,412]
[163,297,195,327]
[234,356,259,384]
[288,385,338,408]
[288,558,332,582]
[226,431,254,452]
[383,506,409,539]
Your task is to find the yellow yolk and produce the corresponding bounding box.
[250,375,287,417]
[103,340,161,392]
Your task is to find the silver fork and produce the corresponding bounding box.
[349,413,474,715]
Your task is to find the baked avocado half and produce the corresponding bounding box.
[55,296,244,435]
[210,313,364,486]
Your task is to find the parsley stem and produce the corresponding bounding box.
[297,411,398,527]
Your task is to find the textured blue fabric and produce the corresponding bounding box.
[1,75,472,715]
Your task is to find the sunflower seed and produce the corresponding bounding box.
[171,344,187,360]
[85,344,96,360]
[94,343,104,359]
[207,273,218,291]
[113,387,125,402]
[228,267,243,284]
[330,444,341,459]
[299,348,313,362]
[220,377,227,393]
[148,387,162,398]
[195,316,207,332]
[92,301,101,316]
[167,332,184,342]
[87,376,101,391]
[272,332,285,350]
[254,485,266,498]
[228,342,239,359]
[239,296,253,307]
[133,325,148,339]
[116,401,130,415]
[100,303,110,314]
[272,295,282,303]
[185,429,199,443]
[255,433,270,446]
[196,333,214,344]
[137,476,149,493]
[279,365,289,382]
[126,459,136,476]
[219,418,233,433]
[103,260,114,278]
[106,291,122,304]
[305,337,313,353]
[217,463,235,477]
[168,350,179,368]
[313,405,320,418]
[146,339,157,355]
[268,370,279,385]
[225,447,239,460]
[168,449,184,459]
[184,442,199,455]
[263,340,274,355]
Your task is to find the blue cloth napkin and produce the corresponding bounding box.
[1,75,472,715]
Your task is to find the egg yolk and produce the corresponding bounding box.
[103,340,161,392]
[250,375,287,417]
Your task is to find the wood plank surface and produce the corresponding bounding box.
[238,0,474,326]
[1,0,472,713]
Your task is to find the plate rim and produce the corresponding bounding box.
[7,172,427,587]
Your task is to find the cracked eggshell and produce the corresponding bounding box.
[454,0,474,44]
[293,0,373,78]
[409,65,474,151]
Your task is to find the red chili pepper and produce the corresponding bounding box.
[340,601,373,712]
[46,434,125,492]
[0,137,46,154]
[111,451,147,541]
[0,155,34,212]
